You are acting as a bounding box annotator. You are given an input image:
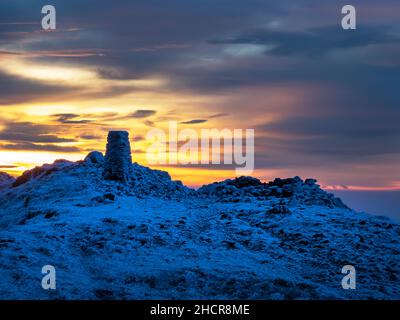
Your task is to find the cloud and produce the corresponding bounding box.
[132,135,145,142]
[0,122,76,143]
[180,119,208,124]
[0,49,105,58]
[209,113,229,119]
[252,110,400,174]
[28,49,106,58]
[210,25,400,57]
[0,71,77,105]
[0,142,81,152]
[80,134,102,140]
[59,119,93,124]
[52,114,85,124]
[177,114,227,125]
[129,43,191,52]
[52,112,120,124]
[0,133,75,143]
[52,114,80,121]
[0,50,22,56]
[144,120,154,127]
[130,110,157,118]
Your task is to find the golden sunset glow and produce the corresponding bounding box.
[1,2,400,191]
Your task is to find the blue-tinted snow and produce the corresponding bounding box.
[0,159,399,299]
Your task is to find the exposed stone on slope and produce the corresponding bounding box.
[198,176,347,208]
[268,204,292,214]
[0,172,15,190]
[12,160,74,188]
[128,162,191,198]
[84,151,104,166]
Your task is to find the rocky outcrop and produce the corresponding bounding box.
[102,131,133,182]
[84,151,104,166]
[198,176,347,208]
[0,172,15,190]
[12,160,73,188]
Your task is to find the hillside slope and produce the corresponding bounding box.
[0,155,399,299]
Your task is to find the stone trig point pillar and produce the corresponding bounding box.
[103,131,133,182]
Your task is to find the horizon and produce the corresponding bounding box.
[3,143,400,192]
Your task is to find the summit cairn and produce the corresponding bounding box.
[103,131,133,182]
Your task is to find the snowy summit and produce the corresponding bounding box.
[0,131,399,299]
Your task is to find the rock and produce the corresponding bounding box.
[221,240,237,249]
[0,172,15,190]
[229,176,262,188]
[103,193,115,201]
[84,151,104,165]
[198,175,348,209]
[91,193,116,203]
[305,178,317,186]
[12,160,73,188]
[103,131,133,182]
[268,205,292,214]
[269,186,281,196]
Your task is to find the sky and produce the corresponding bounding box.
[0,0,399,191]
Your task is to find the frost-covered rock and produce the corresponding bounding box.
[103,131,133,182]
[268,204,292,214]
[199,176,347,208]
[129,163,191,197]
[84,151,104,166]
[12,160,74,188]
[0,172,14,190]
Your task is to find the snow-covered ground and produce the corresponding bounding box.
[0,154,399,299]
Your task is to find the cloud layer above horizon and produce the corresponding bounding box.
[0,0,399,188]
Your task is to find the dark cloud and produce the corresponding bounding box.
[52,113,80,121]
[180,119,208,124]
[0,142,81,152]
[28,49,105,58]
[0,122,76,143]
[0,71,77,105]
[0,50,22,56]
[261,115,400,142]
[130,110,156,118]
[210,25,400,57]
[144,120,154,127]
[80,134,101,140]
[0,69,140,105]
[0,133,74,143]
[52,112,120,124]
[60,119,92,124]
[51,113,86,124]
[0,165,18,169]
[250,111,400,178]
[209,113,229,119]
[132,135,145,142]
[51,113,96,124]
[129,44,191,52]
[0,0,285,85]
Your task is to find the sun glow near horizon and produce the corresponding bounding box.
[1,5,399,191]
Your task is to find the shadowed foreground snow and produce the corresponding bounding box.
[0,155,399,299]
